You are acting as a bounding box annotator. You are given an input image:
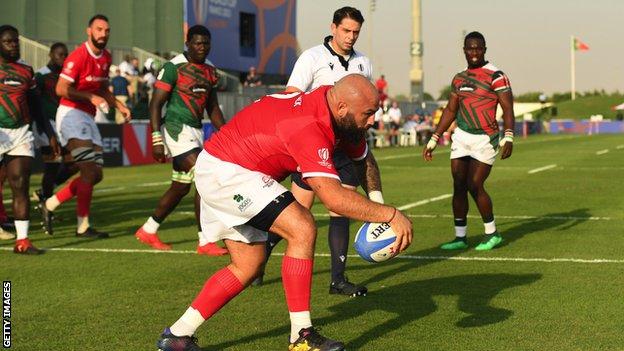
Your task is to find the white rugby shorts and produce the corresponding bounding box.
[163,124,204,157]
[195,150,289,243]
[55,105,102,147]
[450,127,498,165]
[0,124,34,161]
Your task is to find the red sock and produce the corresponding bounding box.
[0,187,7,222]
[190,267,244,319]
[56,178,80,203]
[281,256,313,312]
[76,179,93,217]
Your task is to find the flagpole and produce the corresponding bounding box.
[571,35,576,100]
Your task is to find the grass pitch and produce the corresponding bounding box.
[2,134,623,350]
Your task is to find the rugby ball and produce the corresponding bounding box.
[354,222,397,263]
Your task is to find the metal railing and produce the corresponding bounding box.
[19,35,49,69]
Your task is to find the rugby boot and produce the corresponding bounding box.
[440,237,468,250]
[157,328,201,351]
[38,198,54,236]
[13,238,43,255]
[76,227,109,239]
[135,227,171,250]
[196,242,228,256]
[329,277,367,297]
[475,232,503,251]
[289,327,345,351]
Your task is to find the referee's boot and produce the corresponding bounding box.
[289,327,345,351]
[329,276,367,297]
[157,328,201,351]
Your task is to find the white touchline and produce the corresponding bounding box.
[528,164,557,174]
[404,214,613,221]
[2,246,623,264]
[596,149,609,155]
[616,145,624,150]
[396,194,453,211]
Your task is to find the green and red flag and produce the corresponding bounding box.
[573,37,590,51]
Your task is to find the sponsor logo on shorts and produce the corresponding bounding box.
[261,175,275,188]
[233,194,253,212]
[317,148,332,169]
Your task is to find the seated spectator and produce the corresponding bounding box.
[416,113,433,145]
[109,67,132,124]
[387,101,402,146]
[118,55,133,77]
[244,66,262,87]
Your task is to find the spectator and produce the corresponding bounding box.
[109,67,132,124]
[118,54,133,77]
[375,74,388,102]
[387,101,402,146]
[416,113,433,145]
[244,66,262,87]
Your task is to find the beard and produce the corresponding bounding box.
[0,50,19,62]
[91,34,108,50]
[335,114,367,145]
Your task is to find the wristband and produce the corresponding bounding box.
[368,190,384,204]
[152,131,164,146]
[500,129,513,146]
[386,208,397,223]
[426,133,440,150]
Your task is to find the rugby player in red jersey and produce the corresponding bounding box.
[0,25,60,254]
[424,31,515,251]
[39,14,131,238]
[156,75,413,351]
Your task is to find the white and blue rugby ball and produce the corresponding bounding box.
[354,222,397,263]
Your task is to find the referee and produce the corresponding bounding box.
[255,6,384,297]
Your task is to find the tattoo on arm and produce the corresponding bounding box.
[355,152,382,194]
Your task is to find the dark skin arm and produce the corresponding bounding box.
[27,89,60,157]
[497,90,515,159]
[206,88,225,130]
[423,92,460,161]
[149,87,170,163]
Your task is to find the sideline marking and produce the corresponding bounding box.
[309,213,613,221]
[396,194,452,211]
[2,246,623,264]
[596,149,609,155]
[616,145,624,150]
[528,164,557,174]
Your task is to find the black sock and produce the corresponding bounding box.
[329,216,350,283]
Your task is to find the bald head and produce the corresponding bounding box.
[333,74,379,106]
[327,74,379,140]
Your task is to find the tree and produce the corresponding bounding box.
[438,85,452,100]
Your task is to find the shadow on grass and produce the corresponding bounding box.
[203,273,541,350]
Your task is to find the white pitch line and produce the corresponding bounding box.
[616,145,624,150]
[404,214,612,221]
[528,164,557,174]
[396,194,452,211]
[2,246,623,264]
[596,149,609,155]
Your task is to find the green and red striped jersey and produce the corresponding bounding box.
[451,62,511,136]
[154,53,218,140]
[35,64,61,121]
[0,61,36,128]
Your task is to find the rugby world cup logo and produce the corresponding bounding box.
[317,148,332,169]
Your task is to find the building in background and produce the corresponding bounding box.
[1,0,297,85]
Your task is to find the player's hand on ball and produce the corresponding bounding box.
[388,208,413,255]
[152,144,166,163]
[423,133,439,161]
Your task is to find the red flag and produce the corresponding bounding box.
[573,37,590,51]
